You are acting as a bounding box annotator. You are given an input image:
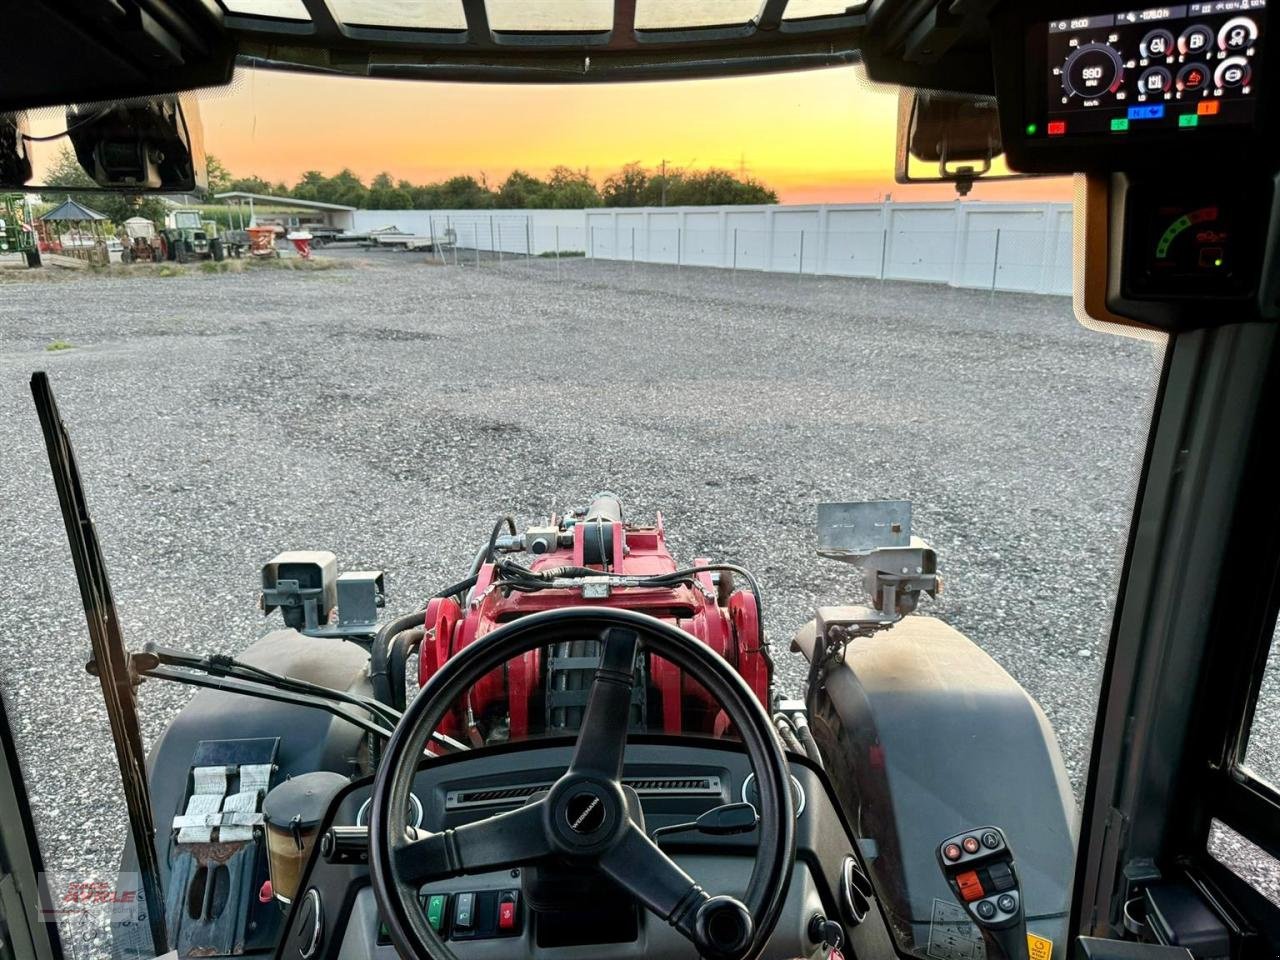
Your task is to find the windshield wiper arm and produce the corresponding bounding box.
[142,643,404,728]
[131,644,468,753]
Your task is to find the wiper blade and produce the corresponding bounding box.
[31,372,171,956]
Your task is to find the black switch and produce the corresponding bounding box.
[987,862,1016,892]
[454,892,475,929]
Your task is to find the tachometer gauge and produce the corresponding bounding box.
[1062,42,1125,99]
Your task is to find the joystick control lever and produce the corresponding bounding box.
[936,827,1029,960]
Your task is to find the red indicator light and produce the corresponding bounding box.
[1047,121,1067,136]
[498,901,516,930]
[1198,100,1220,116]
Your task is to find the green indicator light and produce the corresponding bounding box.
[1111,117,1130,131]
[426,895,447,931]
[1026,122,1038,136]
[1214,258,1224,267]
[1179,113,1199,127]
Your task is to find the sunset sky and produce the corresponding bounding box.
[37,63,1073,204]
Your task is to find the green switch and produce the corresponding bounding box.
[1111,117,1130,132]
[1179,113,1199,128]
[426,894,447,932]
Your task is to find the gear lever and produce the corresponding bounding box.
[936,827,1029,960]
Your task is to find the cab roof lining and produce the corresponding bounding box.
[0,0,999,113]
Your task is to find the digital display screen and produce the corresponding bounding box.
[1042,1,1266,137]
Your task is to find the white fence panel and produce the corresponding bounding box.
[352,201,1075,295]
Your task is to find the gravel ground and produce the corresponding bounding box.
[0,254,1170,954]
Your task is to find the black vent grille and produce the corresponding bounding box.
[446,775,723,810]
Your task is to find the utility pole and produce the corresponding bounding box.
[660,158,669,207]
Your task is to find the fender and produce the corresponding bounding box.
[796,615,1077,954]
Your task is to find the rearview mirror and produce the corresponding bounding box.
[0,113,33,183]
[67,94,206,192]
[895,88,1025,196]
[0,94,206,192]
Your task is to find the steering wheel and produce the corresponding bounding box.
[368,607,796,960]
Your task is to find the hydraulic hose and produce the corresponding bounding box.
[387,625,425,712]
[370,610,426,708]
[485,515,517,564]
[790,712,824,768]
[369,574,481,708]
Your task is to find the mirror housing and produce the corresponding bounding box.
[0,113,33,184]
[66,94,206,191]
[895,88,1013,196]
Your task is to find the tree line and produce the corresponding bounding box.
[208,158,778,209]
[38,147,778,222]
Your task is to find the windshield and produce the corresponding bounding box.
[1,62,1167,960]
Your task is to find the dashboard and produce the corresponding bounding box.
[274,740,897,960]
[994,0,1274,173]
[985,0,1277,320]
[1045,3,1266,138]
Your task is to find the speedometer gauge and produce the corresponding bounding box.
[1062,42,1125,99]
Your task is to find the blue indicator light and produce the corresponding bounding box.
[1128,105,1166,120]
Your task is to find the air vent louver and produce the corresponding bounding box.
[445,775,723,810]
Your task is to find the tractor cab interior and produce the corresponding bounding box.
[1,2,1279,960]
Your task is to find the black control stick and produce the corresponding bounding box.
[936,827,1029,960]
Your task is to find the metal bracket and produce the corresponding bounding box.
[817,501,941,620]
[812,501,943,675]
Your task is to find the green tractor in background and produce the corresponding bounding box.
[1,194,41,268]
[160,208,244,262]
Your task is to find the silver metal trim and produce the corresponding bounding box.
[740,772,806,818]
[356,792,423,829]
[299,888,323,960]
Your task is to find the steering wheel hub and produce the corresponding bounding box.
[545,777,627,852]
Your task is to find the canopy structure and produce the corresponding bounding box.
[215,191,357,231]
[38,196,111,265]
[39,196,109,222]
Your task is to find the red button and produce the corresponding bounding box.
[1048,121,1067,136]
[944,843,962,861]
[962,836,981,854]
[1198,99,1220,116]
[498,900,516,930]
[956,870,986,902]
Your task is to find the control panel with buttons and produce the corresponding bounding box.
[379,888,524,946]
[936,826,1029,960]
[429,888,522,941]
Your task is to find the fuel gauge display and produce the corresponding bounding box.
[1152,205,1230,272]
[1126,190,1262,299]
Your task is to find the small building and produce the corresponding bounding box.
[214,192,357,236]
